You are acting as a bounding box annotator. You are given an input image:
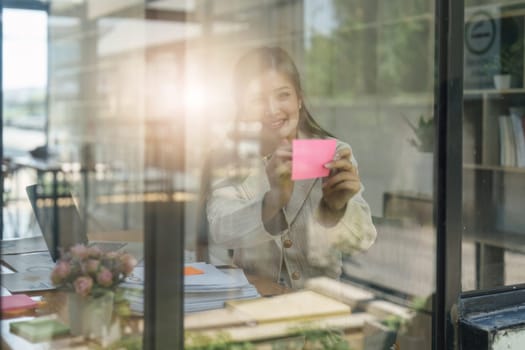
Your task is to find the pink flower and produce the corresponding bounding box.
[120,254,137,275]
[106,251,119,260]
[70,244,89,259]
[74,276,93,297]
[51,261,71,285]
[84,259,100,274]
[55,261,71,278]
[87,246,102,258]
[96,267,113,287]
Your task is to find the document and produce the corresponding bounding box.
[121,263,259,314]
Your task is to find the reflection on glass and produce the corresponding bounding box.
[206,47,377,290]
[1,0,444,348]
[463,0,525,292]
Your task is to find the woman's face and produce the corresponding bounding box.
[242,70,301,143]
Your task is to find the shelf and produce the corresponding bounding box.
[463,163,525,174]
[464,229,525,254]
[464,88,525,96]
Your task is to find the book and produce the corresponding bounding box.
[225,290,351,324]
[185,307,256,330]
[9,318,70,343]
[1,294,38,313]
[305,277,375,309]
[499,115,517,166]
[510,111,525,167]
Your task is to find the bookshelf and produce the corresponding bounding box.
[463,5,525,289]
[464,163,525,173]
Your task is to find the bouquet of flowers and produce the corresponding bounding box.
[51,244,137,298]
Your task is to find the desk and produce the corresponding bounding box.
[0,276,291,349]
[1,232,373,349]
[2,282,374,350]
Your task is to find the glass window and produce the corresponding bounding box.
[3,8,47,156]
[463,0,525,291]
[184,1,436,349]
[2,1,452,349]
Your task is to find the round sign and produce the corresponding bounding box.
[465,10,496,55]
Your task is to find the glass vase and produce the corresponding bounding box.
[68,291,114,340]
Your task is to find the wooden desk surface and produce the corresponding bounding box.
[1,271,290,349]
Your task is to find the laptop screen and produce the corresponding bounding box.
[26,184,88,261]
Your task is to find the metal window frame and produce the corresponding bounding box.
[434,0,464,348]
[1,2,4,243]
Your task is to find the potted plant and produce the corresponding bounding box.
[404,115,434,153]
[486,42,521,90]
[51,244,137,340]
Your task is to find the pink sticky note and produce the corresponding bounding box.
[292,139,337,180]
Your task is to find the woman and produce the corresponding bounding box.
[206,47,376,289]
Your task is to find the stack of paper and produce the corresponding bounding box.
[119,267,144,315]
[121,263,259,314]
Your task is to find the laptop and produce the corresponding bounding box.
[26,184,143,262]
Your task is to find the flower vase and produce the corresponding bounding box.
[68,291,114,340]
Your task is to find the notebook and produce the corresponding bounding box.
[26,184,142,262]
[1,294,38,313]
[10,317,70,342]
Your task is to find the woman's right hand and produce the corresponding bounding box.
[264,139,293,210]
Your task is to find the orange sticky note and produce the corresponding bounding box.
[184,266,204,275]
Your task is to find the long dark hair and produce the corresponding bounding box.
[233,46,333,138]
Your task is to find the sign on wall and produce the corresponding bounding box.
[464,6,524,90]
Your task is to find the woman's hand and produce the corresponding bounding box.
[264,139,294,209]
[321,148,360,212]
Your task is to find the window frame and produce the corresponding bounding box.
[435,0,464,348]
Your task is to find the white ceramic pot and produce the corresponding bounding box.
[493,74,511,90]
